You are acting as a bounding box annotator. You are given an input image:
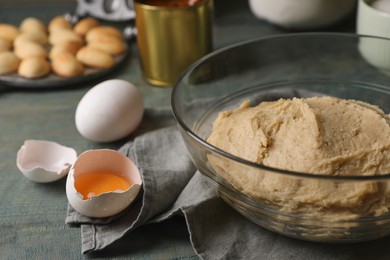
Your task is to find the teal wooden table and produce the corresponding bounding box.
[0,1,355,259]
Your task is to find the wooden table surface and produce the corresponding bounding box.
[0,1,355,259]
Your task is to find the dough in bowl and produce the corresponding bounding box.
[207,96,390,219]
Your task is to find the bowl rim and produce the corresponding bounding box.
[171,32,390,181]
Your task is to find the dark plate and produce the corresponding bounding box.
[0,49,128,89]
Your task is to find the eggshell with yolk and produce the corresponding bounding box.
[66,149,142,218]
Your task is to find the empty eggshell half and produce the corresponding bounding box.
[16,140,77,183]
[66,149,142,218]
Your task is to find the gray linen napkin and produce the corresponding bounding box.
[66,105,390,260]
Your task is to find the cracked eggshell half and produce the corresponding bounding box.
[16,140,77,183]
[66,149,142,218]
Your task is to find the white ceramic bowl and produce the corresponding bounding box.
[249,0,356,30]
[357,0,390,74]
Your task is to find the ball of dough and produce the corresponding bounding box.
[74,17,100,37]
[76,47,115,69]
[20,17,47,34]
[0,37,11,53]
[14,41,48,59]
[0,51,20,75]
[49,29,83,45]
[88,36,126,56]
[85,26,123,42]
[14,31,48,46]
[18,57,50,78]
[52,52,85,77]
[49,40,83,60]
[48,16,72,32]
[0,24,19,43]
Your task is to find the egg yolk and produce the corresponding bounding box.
[74,171,132,200]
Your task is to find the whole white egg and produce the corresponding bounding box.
[75,79,144,142]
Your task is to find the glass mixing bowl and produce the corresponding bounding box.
[171,33,390,243]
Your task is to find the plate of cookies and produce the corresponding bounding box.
[0,16,128,88]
